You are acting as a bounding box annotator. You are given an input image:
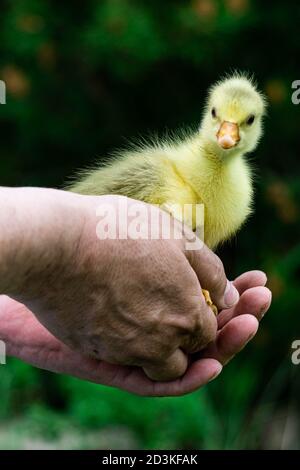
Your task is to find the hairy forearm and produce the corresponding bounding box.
[0,187,84,299]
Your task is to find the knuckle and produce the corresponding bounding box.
[210,256,226,289]
[184,317,217,353]
[190,308,203,331]
[200,318,217,346]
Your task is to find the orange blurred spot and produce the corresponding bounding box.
[38,43,56,69]
[266,181,298,224]
[192,0,217,19]
[16,15,44,34]
[2,65,30,97]
[225,0,249,14]
[267,273,285,298]
[106,17,126,34]
[265,79,287,104]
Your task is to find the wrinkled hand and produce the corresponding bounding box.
[0,270,271,396]
[4,191,241,382]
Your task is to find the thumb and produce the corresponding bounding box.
[143,349,188,381]
[185,243,239,310]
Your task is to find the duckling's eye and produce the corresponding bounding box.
[211,107,217,118]
[246,114,255,125]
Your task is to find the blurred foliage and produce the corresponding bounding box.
[0,0,300,449]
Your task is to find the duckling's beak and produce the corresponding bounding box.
[216,121,240,150]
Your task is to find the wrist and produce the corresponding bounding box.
[0,187,85,299]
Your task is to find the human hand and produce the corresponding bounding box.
[0,189,240,381]
[0,270,271,396]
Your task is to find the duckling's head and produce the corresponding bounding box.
[200,74,266,157]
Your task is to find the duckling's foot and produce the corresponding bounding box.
[202,289,218,316]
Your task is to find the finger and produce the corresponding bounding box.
[233,270,267,294]
[151,359,223,396]
[110,358,222,397]
[143,348,188,381]
[217,286,272,329]
[185,244,239,310]
[201,314,259,365]
[55,351,222,397]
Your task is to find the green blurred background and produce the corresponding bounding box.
[0,0,300,450]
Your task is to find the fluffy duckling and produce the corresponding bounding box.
[70,74,266,251]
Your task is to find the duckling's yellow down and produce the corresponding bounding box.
[70,74,266,250]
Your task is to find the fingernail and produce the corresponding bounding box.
[208,365,222,382]
[260,304,269,318]
[224,281,239,307]
[260,294,272,318]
